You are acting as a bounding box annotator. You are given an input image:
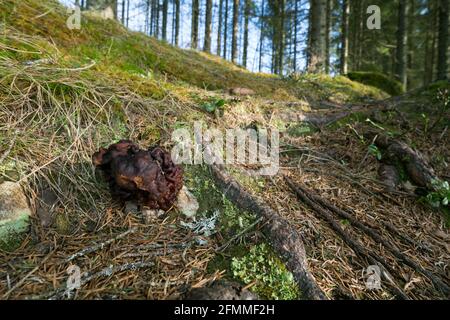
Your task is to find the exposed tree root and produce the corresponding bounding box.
[378,164,401,192]
[286,179,450,297]
[284,175,410,300]
[370,134,440,190]
[209,165,327,300]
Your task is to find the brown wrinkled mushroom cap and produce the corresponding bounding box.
[93,140,183,211]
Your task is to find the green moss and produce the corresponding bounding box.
[2,0,388,104]
[231,243,300,300]
[347,72,405,96]
[286,123,316,137]
[55,213,72,235]
[0,212,29,251]
[418,81,450,98]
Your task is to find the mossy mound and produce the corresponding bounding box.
[347,72,405,96]
[1,0,387,103]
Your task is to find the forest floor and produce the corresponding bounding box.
[0,0,449,300]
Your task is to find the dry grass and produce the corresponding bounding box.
[0,26,218,300]
[255,119,449,300]
[0,0,447,300]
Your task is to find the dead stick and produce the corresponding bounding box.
[284,176,409,300]
[215,216,264,252]
[65,227,137,262]
[48,261,154,300]
[297,182,450,296]
[380,221,433,254]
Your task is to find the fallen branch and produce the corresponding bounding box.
[210,165,327,300]
[293,182,450,296]
[48,262,155,300]
[65,227,138,262]
[380,221,433,254]
[371,134,439,190]
[284,176,409,300]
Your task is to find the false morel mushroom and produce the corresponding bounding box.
[93,140,183,211]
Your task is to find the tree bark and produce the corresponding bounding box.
[224,0,229,58]
[259,0,265,72]
[396,0,408,90]
[191,0,199,49]
[126,0,129,27]
[437,0,449,80]
[231,0,240,63]
[217,0,224,55]
[371,134,440,191]
[278,0,285,74]
[175,0,180,45]
[147,0,152,35]
[340,0,349,74]
[204,0,213,52]
[293,0,298,72]
[210,166,327,300]
[325,0,331,74]
[162,0,168,40]
[307,0,327,73]
[155,0,160,37]
[243,0,251,68]
[121,0,125,24]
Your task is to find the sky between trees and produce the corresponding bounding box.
[65,0,449,90]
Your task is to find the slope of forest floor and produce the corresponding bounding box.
[0,0,449,300]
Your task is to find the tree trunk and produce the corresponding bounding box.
[231,0,240,63]
[293,0,298,72]
[126,0,129,27]
[224,0,229,58]
[162,0,168,40]
[175,0,180,46]
[204,0,213,52]
[155,0,160,37]
[243,0,251,68]
[121,0,125,24]
[325,0,331,74]
[147,0,152,35]
[278,0,285,74]
[217,0,223,55]
[259,0,265,72]
[307,0,326,73]
[340,0,349,74]
[357,0,364,69]
[191,0,199,49]
[437,0,449,80]
[396,0,408,90]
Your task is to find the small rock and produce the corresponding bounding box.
[142,208,165,223]
[176,186,199,219]
[0,181,32,249]
[124,201,139,215]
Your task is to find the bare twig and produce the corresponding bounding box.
[65,227,138,262]
[48,262,155,300]
[284,175,409,300]
[215,216,264,252]
[296,182,450,296]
